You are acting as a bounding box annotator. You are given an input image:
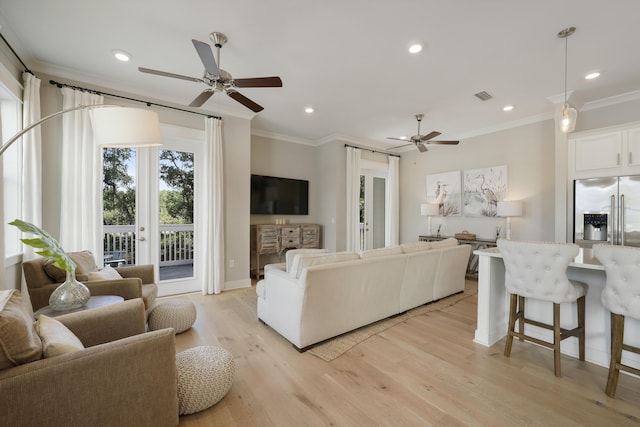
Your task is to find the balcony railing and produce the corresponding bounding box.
[103,224,194,267]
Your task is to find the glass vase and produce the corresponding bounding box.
[49,269,91,311]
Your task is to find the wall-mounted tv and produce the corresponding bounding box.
[250,175,309,215]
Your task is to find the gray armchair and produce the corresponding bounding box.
[0,298,178,427]
[22,251,158,314]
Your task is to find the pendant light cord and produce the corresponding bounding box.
[564,35,568,106]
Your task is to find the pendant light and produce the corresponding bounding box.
[558,26,577,133]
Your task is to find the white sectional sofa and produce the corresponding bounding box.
[256,238,471,351]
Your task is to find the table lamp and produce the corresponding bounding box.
[421,203,440,236]
[497,200,523,240]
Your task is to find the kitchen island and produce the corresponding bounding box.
[474,247,640,369]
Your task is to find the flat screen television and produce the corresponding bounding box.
[250,175,309,215]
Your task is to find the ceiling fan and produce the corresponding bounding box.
[138,32,282,112]
[388,114,459,152]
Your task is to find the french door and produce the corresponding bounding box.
[360,167,387,251]
[103,124,204,296]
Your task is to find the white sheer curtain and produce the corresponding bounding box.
[345,146,361,251]
[20,72,42,310]
[59,88,104,258]
[203,117,224,294]
[385,155,399,246]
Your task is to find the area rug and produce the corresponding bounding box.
[308,284,477,362]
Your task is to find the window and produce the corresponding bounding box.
[1,89,22,259]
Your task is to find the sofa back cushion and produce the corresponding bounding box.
[0,290,42,370]
[285,248,328,272]
[290,252,360,279]
[44,250,98,282]
[359,246,403,259]
[401,238,458,253]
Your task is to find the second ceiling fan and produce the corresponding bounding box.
[388,114,459,152]
[139,32,282,112]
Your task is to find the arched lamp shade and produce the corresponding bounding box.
[90,107,162,148]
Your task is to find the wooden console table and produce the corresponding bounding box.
[251,224,321,278]
[419,235,497,277]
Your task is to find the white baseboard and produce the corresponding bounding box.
[224,278,251,291]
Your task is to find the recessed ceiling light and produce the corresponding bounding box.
[304,107,314,113]
[585,71,601,80]
[408,42,423,54]
[112,49,132,62]
[503,105,514,112]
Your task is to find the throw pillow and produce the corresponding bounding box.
[87,265,123,281]
[285,248,328,272]
[359,246,403,259]
[429,237,459,249]
[43,250,98,282]
[36,315,84,358]
[0,290,43,370]
[291,251,361,279]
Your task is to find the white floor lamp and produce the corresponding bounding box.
[497,200,523,240]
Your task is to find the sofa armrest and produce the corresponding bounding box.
[57,298,147,347]
[116,264,155,284]
[0,328,178,427]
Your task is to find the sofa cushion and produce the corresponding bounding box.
[429,237,459,249]
[359,246,402,259]
[0,290,42,370]
[285,248,328,272]
[87,265,123,281]
[44,250,98,282]
[36,315,84,358]
[290,252,360,279]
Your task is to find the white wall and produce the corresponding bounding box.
[400,120,557,243]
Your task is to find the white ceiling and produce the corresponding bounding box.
[1,0,640,150]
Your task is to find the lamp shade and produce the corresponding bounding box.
[90,107,162,147]
[421,203,440,216]
[497,200,523,217]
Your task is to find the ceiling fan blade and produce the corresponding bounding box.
[234,76,283,88]
[417,143,428,153]
[227,90,264,112]
[427,140,460,145]
[188,90,215,107]
[388,141,413,150]
[138,67,203,83]
[192,39,219,77]
[420,131,441,142]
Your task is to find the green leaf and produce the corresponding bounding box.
[9,219,76,272]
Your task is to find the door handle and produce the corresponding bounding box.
[138,236,146,241]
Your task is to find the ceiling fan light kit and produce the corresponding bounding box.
[139,31,282,112]
[557,26,577,133]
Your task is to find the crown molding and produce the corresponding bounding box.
[251,128,316,146]
[581,89,640,111]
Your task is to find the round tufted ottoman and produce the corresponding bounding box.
[176,346,235,415]
[148,299,196,334]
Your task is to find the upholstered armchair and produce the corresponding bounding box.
[22,251,158,314]
[0,295,178,427]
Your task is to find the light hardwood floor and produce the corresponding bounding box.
[171,280,640,426]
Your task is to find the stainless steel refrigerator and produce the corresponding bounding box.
[574,175,640,247]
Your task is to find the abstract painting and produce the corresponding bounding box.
[463,165,507,217]
[426,171,461,217]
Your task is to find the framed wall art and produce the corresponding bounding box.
[426,171,461,216]
[463,165,507,217]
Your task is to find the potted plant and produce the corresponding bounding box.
[10,219,90,311]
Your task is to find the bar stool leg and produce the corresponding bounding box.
[606,312,625,397]
[578,296,586,361]
[518,296,525,341]
[504,293,518,357]
[553,303,562,377]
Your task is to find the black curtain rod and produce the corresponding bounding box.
[344,144,400,158]
[49,80,221,120]
[0,32,34,75]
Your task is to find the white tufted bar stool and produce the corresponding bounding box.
[497,239,588,377]
[593,244,640,397]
